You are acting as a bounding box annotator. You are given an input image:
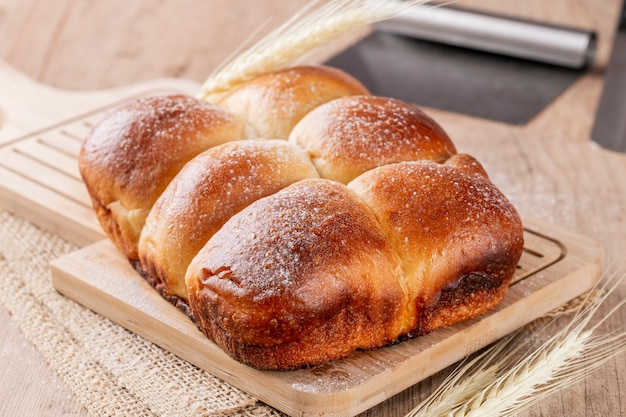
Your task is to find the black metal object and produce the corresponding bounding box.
[327,30,588,125]
[591,0,626,152]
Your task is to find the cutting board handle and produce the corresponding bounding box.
[0,61,53,141]
[0,61,200,144]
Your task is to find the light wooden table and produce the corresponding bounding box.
[0,1,624,416]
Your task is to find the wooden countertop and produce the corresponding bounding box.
[0,1,624,416]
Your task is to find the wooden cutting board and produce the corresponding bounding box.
[0,63,603,416]
[50,222,601,417]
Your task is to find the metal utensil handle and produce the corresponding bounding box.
[376,4,597,68]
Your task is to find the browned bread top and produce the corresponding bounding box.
[348,154,524,333]
[79,94,246,259]
[218,65,370,139]
[289,95,457,183]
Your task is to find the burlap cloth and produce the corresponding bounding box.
[0,209,283,417]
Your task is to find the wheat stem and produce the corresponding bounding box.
[407,333,517,416]
[199,0,432,101]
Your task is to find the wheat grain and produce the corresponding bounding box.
[199,0,432,102]
[459,330,592,417]
[406,269,626,417]
[412,362,499,416]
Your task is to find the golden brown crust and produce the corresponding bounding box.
[138,139,319,301]
[289,95,457,183]
[185,179,411,369]
[79,94,246,260]
[218,65,370,139]
[347,154,524,334]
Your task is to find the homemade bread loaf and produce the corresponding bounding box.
[79,65,524,370]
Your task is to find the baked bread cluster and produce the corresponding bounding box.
[79,65,524,370]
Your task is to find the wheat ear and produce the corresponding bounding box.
[199,0,432,102]
[406,268,626,417]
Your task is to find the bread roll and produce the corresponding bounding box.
[79,65,525,370]
[79,95,246,261]
[138,139,319,308]
[347,154,524,334]
[218,65,370,139]
[289,95,457,183]
[185,179,412,369]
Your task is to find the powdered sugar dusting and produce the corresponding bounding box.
[290,95,457,183]
[365,158,521,240]
[332,97,449,157]
[205,180,347,299]
[81,94,243,206]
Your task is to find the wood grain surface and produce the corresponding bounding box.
[1,0,625,416]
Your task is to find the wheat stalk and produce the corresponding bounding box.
[459,330,592,416]
[407,268,626,417]
[199,0,432,102]
[413,353,502,416]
